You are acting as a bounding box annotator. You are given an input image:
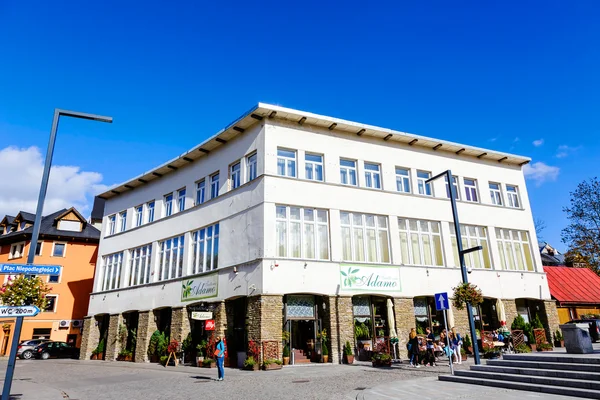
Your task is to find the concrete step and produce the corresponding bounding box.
[487,359,600,372]
[456,369,600,391]
[471,364,600,381]
[439,375,600,399]
[503,353,600,365]
[292,358,311,364]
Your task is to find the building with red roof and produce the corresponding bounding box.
[544,266,600,324]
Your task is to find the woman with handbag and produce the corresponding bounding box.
[215,336,226,381]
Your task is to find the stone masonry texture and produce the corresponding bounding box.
[105,313,123,361]
[135,310,158,363]
[246,295,283,362]
[213,301,227,338]
[325,296,353,364]
[542,300,561,343]
[393,297,415,360]
[79,316,100,360]
[170,307,191,345]
[503,299,519,328]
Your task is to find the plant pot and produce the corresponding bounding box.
[530,344,537,352]
[283,357,290,365]
[263,363,282,371]
[372,360,391,367]
[203,362,216,368]
[91,353,98,360]
[344,355,354,364]
[323,355,329,363]
[467,346,473,354]
[541,348,553,352]
[560,340,564,348]
[461,354,467,361]
[196,356,204,366]
[245,364,259,371]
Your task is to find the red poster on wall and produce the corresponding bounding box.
[205,319,215,331]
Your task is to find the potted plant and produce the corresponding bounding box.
[244,356,259,371]
[460,347,467,361]
[262,358,283,370]
[538,342,553,352]
[117,349,133,361]
[483,347,501,359]
[147,330,160,362]
[91,338,105,360]
[316,329,328,363]
[343,341,354,364]
[322,342,329,363]
[203,358,216,368]
[514,343,531,353]
[371,352,392,367]
[196,340,207,366]
[452,282,484,310]
[553,330,564,347]
[156,332,168,359]
[463,334,473,354]
[282,344,290,365]
[160,355,169,366]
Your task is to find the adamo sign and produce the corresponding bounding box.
[339,265,401,292]
[181,273,218,301]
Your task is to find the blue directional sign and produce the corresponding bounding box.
[435,292,449,311]
[0,264,61,276]
[0,305,40,318]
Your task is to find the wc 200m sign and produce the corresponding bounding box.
[340,265,401,292]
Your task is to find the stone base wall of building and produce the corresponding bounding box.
[325,296,353,364]
[542,300,561,343]
[79,316,100,360]
[503,299,519,328]
[135,310,158,363]
[171,307,191,345]
[105,314,123,361]
[214,301,227,338]
[393,298,415,360]
[247,295,283,362]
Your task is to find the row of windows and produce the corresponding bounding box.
[276,148,522,208]
[106,153,257,237]
[7,241,66,264]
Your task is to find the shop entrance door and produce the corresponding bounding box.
[291,320,315,364]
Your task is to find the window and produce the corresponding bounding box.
[210,173,220,199]
[164,194,174,217]
[445,175,460,200]
[48,273,59,283]
[507,185,520,208]
[43,295,57,312]
[277,149,296,178]
[417,171,432,196]
[449,224,492,269]
[397,218,443,266]
[464,179,478,202]
[340,159,357,186]
[495,228,534,271]
[396,167,411,193]
[19,221,27,231]
[177,188,186,212]
[52,243,66,257]
[340,212,390,263]
[107,214,116,235]
[196,180,206,205]
[305,154,324,182]
[135,205,143,227]
[129,244,152,286]
[489,183,503,206]
[192,223,220,273]
[9,243,24,259]
[247,152,257,181]
[101,252,123,291]
[364,163,381,189]
[119,211,127,232]
[276,206,329,260]
[158,235,185,281]
[147,201,155,223]
[32,328,52,339]
[230,162,241,189]
[35,241,42,256]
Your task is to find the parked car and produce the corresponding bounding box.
[34,341,80,360]
[17,339,52,360]
[566,319,600,342]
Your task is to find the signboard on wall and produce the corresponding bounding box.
[205,320,215,331]
[339,265,401,292]
[181,273,218,301]
[191,311,213,321]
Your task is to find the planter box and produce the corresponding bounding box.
[344,355,354,364]
[263,363,282,371]
[283,357,290,365]
[245,364,259,371]
[461,354,467,361]
[117,355,132,361]
[372,360,392,367]
[91,354,99,360]
[203,362,216,368]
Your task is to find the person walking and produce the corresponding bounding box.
[425,327,436,366]
[215,336,226,381]
[451,327,463,364]
[408,328,420,368]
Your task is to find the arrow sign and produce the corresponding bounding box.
[0,264,61,276]
[434,292,449,311]
[0,306,40,318]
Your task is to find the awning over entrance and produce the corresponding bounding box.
[544,266,600,305]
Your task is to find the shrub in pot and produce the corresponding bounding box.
[460,347,467,361]
[343,341,354,364]
[322,342,329,363]
[514,343,531,353]
[203,358,216,368]
[244,356,259,371]
[371,352,392,367]
[538,342,553,352]
[282,345,290,365]
[262,358,283,370]
[118,349,133,361]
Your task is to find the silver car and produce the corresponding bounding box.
[18,339,51,360]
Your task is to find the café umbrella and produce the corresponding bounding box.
[496,298,508,331]
[447,304,455,328]
[386,299,398,359]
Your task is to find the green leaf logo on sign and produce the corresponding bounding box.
[339,265,401,292]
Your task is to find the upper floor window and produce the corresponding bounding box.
[177,188,186,212]
[396,167,411,193]
[305,154,324,182]
[196,180,206,205]
[506,185,520,208]
[364,163,381,189]
[192,223,220,273]
[495,228,534,271]
[489,183,503,206]
[164,194,174,217]
[119,211,127,232]
[43,295,57,312]
[35,241,42,256]
[135,205,143,227]
[463,179,478,202]
[101,252,123,291]
[52,242,66,257]
[158,235,185,281]
[19,221,27,231]
[449,224,491,269]
[340,159,357,186]
[9,243,24,259]
[340,212,390,263]
[147,201,155,223]
[398,218,443,267]
[276,206,329,260]
[247,152,257,181]
[417,171,432,196]
[210,173,220,199]
[277,149,297,178]
[129,244,152,286]
[107,214,116,236]
[230,162,241,189]
[445,175,460,200]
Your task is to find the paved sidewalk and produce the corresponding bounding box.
[0,379,65,400]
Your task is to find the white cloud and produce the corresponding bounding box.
[513,137,520,143]
[556,144,581,159]
[0,146,107,218]
[523,161,560,186]
[532,139,544,147]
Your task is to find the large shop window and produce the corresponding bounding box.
[413,297,444,336]
[495,228,534,271]
[158,235,185,281]
[398,218,443,266]
[341,212,390,263]
[352,296,393,359]
[276,206,329,260]
[449,224,492,269]
[128,244,152,286]
[192,223,220,273]
[102,252,123,291]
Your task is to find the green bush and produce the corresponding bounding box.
[282,344,290,357]
[463,334,472,347]
[93,338,105,355]
[531,314,544,329]
[243,356,256,367]
[203,358,215,365]
[262,358,282,366]
[156,332,168,355]
[343,341,353,356]
[159,355,168,366]
[148,330,161,357]
[512,315,534,344]
[322,343,329,356]
[514,343,531,353]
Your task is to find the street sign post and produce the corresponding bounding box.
[0,264,61,276]
[0,306,40,318]
[434,292,454,375]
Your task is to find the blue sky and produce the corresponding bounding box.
[1,1,599,251]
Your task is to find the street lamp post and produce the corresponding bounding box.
[2,109,112,400]
[426,170,482,365]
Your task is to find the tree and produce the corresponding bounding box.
[534,218,547,240]
[561,177,600,275]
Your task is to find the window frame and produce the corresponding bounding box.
[416,170,433,196]
[340,212,390,264]
[445,175,460,200]
[101,252,123,291]
[339,159,358,186]
[495,228,535,271]
[9,242,25,259]
[395,167,411,193]
[489,182,503,206]
[191,223,220,273]
[364,162,382,189]
[134,205,144,227]
[305,153,324,182]
[43,294,58,313]
[147,201,155,223]
[230,161,241,190]
[177,188,186,213]
[35,241,43,256]
[128,244,152,287]
[449,223,492,269]
[210,173,220,199]
[164,193,174,217]
[47,271,60,283]
[118,211,127,232]
[506,185,521,208]
[107,214,116,236]
[463,178,479,203]
[397,218,444,267]
[277,148,297,178]
[276,206,330,260]
[158,234,186,281]
[51,242,67,258]
[246,152,258,182]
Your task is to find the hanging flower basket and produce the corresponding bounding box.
[452,282,483,310]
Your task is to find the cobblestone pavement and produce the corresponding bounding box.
[0,358,577,400]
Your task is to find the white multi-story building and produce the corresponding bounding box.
[80,104,558,365]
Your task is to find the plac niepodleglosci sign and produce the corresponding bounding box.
[340,264,401,292]
[0,263,61,276]
[181,273,218,301]
[0,305,41,318]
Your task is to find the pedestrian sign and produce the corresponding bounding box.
[0,306,40,318]
[435,292,449,311]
